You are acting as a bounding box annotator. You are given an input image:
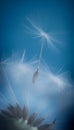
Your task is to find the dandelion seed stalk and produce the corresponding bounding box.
[38,39,44,69]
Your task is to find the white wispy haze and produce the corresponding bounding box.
[0,54,73,119]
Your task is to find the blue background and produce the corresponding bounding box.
[0,0,74,129]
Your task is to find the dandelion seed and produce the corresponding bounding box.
[33,68,39,83]
[25,18,60,83]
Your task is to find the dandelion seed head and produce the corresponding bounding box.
[0,104,55,130]
[0,54,73,125]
